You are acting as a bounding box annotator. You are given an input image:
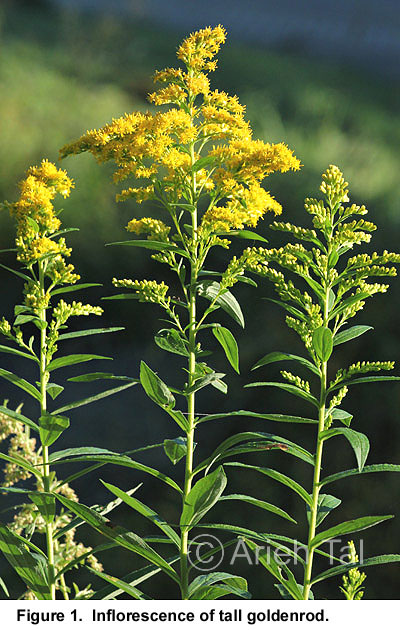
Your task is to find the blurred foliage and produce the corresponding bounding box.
[0,1,399,600]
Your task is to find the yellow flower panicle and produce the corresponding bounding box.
[9,160,75,269]
[59,26,300,240]
[126,218,171,242]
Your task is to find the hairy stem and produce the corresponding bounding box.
[38,262,56,600]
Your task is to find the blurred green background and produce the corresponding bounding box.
[0,0,399,600]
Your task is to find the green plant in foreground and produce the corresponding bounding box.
[0,161,137,599]
[243,165,400,599]
[56,25,301,600]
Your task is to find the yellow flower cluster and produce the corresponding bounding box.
[126,217,171,242]
[8,160,75,268]
[113,278,170,308]
[59,26,300,239]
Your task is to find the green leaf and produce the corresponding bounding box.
[88,563,166,600]
[0,523,50,599]
[0,344,37,362]
[87,567,150,600]
[321,463,400,487]
[312,554,400,585]
[330,376,400,390]
[46,383,64,400]
[14,314,39,326]
[102,481,180,547]
[54,495,179,583]
[191,155,215,172]
[0,405,39,432]
[189,572,250,600]
[67,373,134,383]
[53,382,137,414]
[264,298,307,322]
[252,351,319,375]
[220,494,296,523]
[197,281,244,328]
[224,462,311,506]
[164,438,187,465]
[329,292,371,319]
[0,576,9,597]
[58,327,124,341]
[245,381,319,408]
[243,538,303,600]
[227,229,269,243]
[51,283,102,296]
[330,408,353,427]
[50,450,181,495]
[48,353,112,372]
[212,326,239,373]
[181,466,227,531]
[197,410,317,425]
[321,427,369,472]
[275,583,314,600]
[333,325,373,346]
[39,414,70,447]
[312,326,333,361]
[0,452,40,479]
[29,493,56,524]
[140,361,175,408]
[185,372,226,395]
[154,329,188,356]
[0,262,31,282]
[306,494,341,527]
[0,368,41,401]
[311,515,393,549]
[106,239,187,257]
[164,408,189,432]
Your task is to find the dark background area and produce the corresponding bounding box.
[0,0,399,600]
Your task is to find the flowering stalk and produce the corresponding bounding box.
[59,26,300,599]
[244,165,400,599]
[0,161,135,599]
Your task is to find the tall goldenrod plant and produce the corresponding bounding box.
[0,161,137,599]
[243,165,400,599]
[57,26,300,599]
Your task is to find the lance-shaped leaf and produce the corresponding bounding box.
[321,427,370,472]
[106,239,187,257]
[306,494,341,527]
[181,466,227,531]
[0,405,39,432]
[197,410,317,425]
[154,329,189,356]
[243,538,303,600]
[0,344,37,362]
[197,280,244,328]
[102,482,180,547]
[311,554,400,585]
[312,326,333,362]
[212,326,239,373]
[54,495,179,583]
[29,493,56,524]
[185,372,226,395]
[219,494,296,523]
[321,463,400,487]
[311,515,393,549]
[88,566,150,600]
[245,381,319,408]
[140,361,175,408]
[0,369,41,401]
[39,413,70,447]
[252,351,319,375]
[51,283,102,296]
[164,437,188,465]
[47,353,112,372]
[225,462,311,506]
[333,325,373,346]
[58,326,125,341]
[0,523,50,599]
[189,572,250,600]
[53,381,137,414]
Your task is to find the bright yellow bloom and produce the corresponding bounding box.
[59,26,299,238]
[126,218,171,242]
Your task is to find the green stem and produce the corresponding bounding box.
[38,262,56,600]
[179,138,198,600]
[303,282,330,600]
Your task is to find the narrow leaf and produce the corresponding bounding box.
[197,281,244,328]
[140,361,175,407]
[53,382,137,414]
[252,351,319,375]
[58,327,124,341]
[311,515,393,549]
[0,369,41,401]
[220,494,296,523]
[321,427,369,472]
[333,325,373,346]
[212,326,239,373]
[47,353,112,372]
